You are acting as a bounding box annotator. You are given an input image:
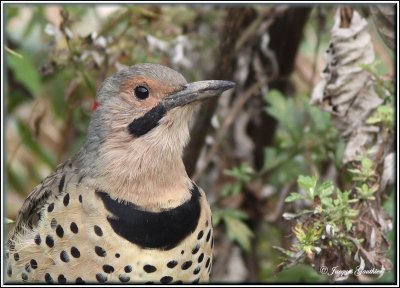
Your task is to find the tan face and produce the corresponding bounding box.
[91,64,234,146]
[92,73,187,143]
[118,76,184,112]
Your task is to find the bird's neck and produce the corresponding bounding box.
[76,133,192,211]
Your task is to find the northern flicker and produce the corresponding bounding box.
[6,63,235,284]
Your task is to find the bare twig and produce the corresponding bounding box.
[5,46,23,58]
[193,77,269,181]
[265,183,292,222]
[234,8,280,54]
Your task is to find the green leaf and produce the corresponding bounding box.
[7,51,41,96]
[264,90,288,125]
[224,163,253,183]
[321,197,333,208]
[344,218,353,231]
[316,180,334,198]
[297,175,317,198]
[224,216,254,252]
[285,192,306,202]
[334,141,345,167]
[262,147,288,172]
[366,105,394,130]
[6,218,15,224]
[212,207,249,227]
[212,210,223,226]
[308,106,331,132]
[223,208,249,220]
[6,6,20,20]
[360,157,373,175]
[231,183,242,196]
[221,183,242,197]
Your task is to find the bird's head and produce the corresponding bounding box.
[77,63,234,207]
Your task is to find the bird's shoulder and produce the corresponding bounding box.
[9,159,76,240]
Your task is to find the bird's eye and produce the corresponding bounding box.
[134,86,149,100]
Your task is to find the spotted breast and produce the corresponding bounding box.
[6,161,213,284]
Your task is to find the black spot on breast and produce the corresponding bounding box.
[103,264,115,274]
[206,220,209,227]
[192,278,200,284]
[63,193,70,206]
[50,218,57,229]
[143,265,157,273]
[34,234,41,245]
[181,250,184,255]
[47,203,54,212]
[95,246,106,257]
[14,253,19,261]
[119,274,130,283]
[167,260,177,268]
[58,175,66,194]
[22,273,28,281]
[205,258,211,268]
[96,273,107,283]
[197,230,204,240]
[79,195,82,203]
[124,265,132,273]
[71,247,80,258]
[30,259,38,269]
[96,183,201,250]
[198,253,204,263]
[46,235,54,248]
[181,261,192,270]
[193,266,201,275]
[60,250,70,262]
[76,277,85,284]
[115,253,120,258]
[160,276,173,284]
[127,104,166,137]
[56,225,64,238]
[70,222,78,234]
[94,225,103,236]
[192,244,200,254]
[45,273,53,283]
[7,264,12,277]
[25,263,31,273]
[58,274,67,284]
[174,280,183,284]
[206,230,211,242]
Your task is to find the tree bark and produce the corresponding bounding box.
[183,8,256,177]
[247,7,311,170]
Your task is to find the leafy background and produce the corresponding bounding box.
[4,4,395,283]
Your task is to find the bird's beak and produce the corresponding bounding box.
[161,80,236,110]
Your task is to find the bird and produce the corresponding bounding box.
[6,63,235,284]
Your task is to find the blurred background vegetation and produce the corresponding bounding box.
[5,4,395,284]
